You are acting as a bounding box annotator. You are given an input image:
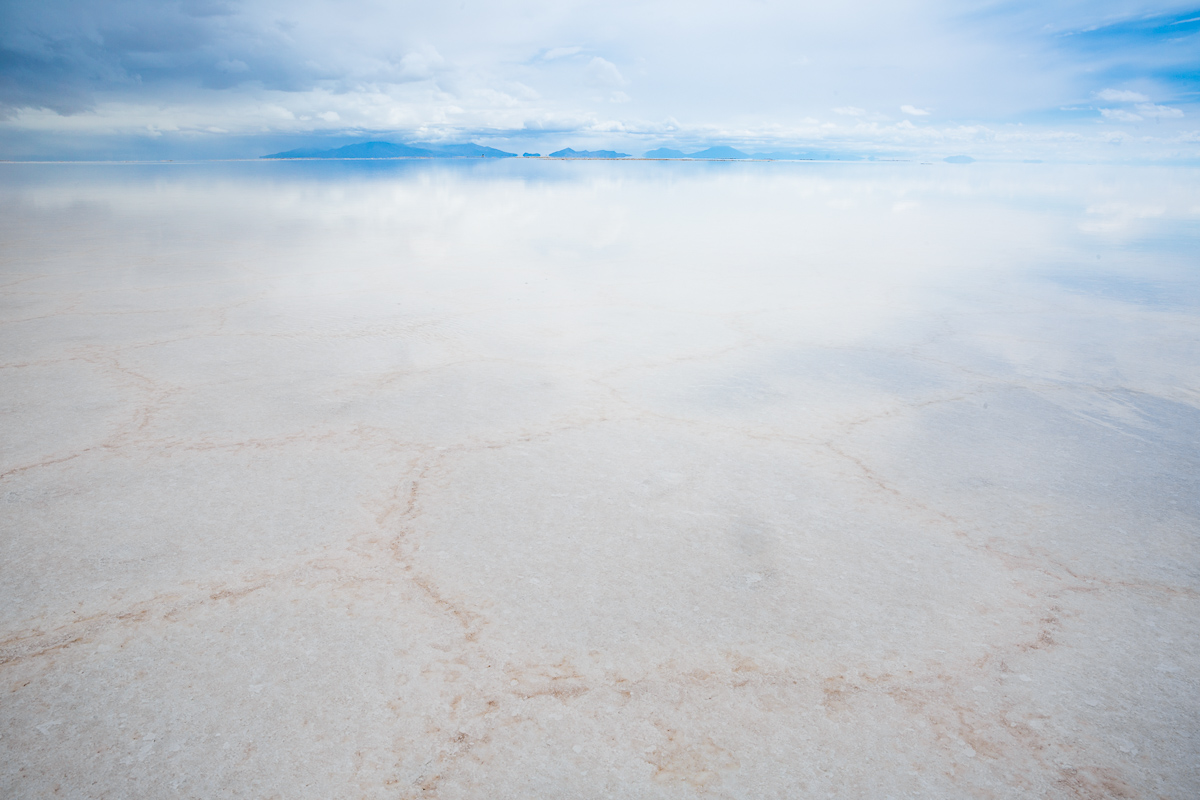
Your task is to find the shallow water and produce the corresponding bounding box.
[1,160,1198,798]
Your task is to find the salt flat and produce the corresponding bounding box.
[1,160,1197,798]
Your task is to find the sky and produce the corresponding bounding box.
[1,0,1198,160]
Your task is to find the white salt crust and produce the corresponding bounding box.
[1,161,1198,798]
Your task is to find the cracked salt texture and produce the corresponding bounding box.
[1,160,1198,798]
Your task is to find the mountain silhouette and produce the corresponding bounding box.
[642,146,752,159]
[262,141,516,159]
[644,148,687,158]
[411,142,517,157]
[549,148,631,158]
[686,146,750,159]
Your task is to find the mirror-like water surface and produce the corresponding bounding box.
[2,161,1198,797]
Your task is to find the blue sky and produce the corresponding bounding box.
[1,0,1197,160]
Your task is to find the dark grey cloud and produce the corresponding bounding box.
[0,0,436,116]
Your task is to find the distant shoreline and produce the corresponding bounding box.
[0,156,862,164]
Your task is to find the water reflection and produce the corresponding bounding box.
[1,160,1198,797]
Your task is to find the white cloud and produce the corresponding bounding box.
[1136,103,1183,119]
[1100,108,1143,122]
[586,57,627,87]
[396,49,443,81]
[3,0,1199,161]
[1096,88,1149,103]
[543,46,582,61]
[508,82,541,101]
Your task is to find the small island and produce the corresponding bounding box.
[548,148,631,159]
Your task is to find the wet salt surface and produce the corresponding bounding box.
[1,160,1198,798]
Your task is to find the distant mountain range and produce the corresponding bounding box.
[644,146,822,160]
[260,140,846,162]
[549,148,631,158]
[261,141,517,159]
[645,146,751,159]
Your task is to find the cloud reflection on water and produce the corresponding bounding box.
[1,160,1198,797]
